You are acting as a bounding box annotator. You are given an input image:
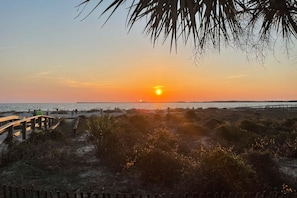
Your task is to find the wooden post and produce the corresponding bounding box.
[7,125,14,143]
[31,118,36,132]
[38,117,42,129]
[73,117,79,136]
[44,117,48,130]
[22,121,27,140]
[37,190,40,198]
[2,185,7,198]
[9,186,12,198]
[48,118,52,128]
[22,188,26,198]
[15,187,20,198]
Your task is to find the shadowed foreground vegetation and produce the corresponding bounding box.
[0,108,297,194]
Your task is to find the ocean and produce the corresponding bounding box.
[0,101,297,112]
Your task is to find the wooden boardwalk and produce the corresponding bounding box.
[0,115,60,152]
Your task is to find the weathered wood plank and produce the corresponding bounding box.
[0,115,19,123]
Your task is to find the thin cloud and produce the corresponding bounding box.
[63,78,117,88]
[225,74,248,80]
[31,71,117,88]
[154,85,164,89]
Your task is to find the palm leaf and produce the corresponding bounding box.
[77,0,297,53]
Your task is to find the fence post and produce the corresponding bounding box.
[73,117,79,136]
[21,121,27,140]
[94,193,99,198]
[31,118,36,132]
[22,188,26,198]
[7,125,14,144]
[9,186,12,198]
[2,185,7,198]
[43,117,47,130]
[37,190,40,198]
[38,117,42,129]
[15,187,19,198]
[48,118,52,128]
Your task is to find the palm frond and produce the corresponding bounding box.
[77,0,297,53]
[245,0,297,41]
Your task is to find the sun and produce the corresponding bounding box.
[154,86,163,96]
[155,88,162,96]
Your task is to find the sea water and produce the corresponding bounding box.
[0,101,297,112]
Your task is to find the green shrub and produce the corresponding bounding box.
[239,120,267,134]
[204,119,223,130]
[137,148,186,186]
[243,150,284,190]
[147,128,179,152]
[128,114,150,132]
[278,118,297,132]
[216,123,255,152]
[1,130,67,168]
[88,116,126,169]
[253,135,297,158]
[177,122,208,137]
[180,146,260,193]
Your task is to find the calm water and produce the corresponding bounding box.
[0,102,297,112]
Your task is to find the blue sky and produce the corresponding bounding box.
[1,0,297,103]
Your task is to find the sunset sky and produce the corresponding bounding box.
[1,1,297,103]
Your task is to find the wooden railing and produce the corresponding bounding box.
[0,115,20,127]
[0,115,60,143]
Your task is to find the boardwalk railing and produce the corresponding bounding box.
[0,115,60,144]
[1,185,297,198]
[0,116,20,127]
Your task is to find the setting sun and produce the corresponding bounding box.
[154,86,163,96]
[156,89,162,95]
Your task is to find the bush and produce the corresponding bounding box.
[0,130,68,168]
[243,150,284,190]
[88,116,127,169]
[180,146,260,193]
[204,119,223,130]
[239,120,267,134]
[216,123,255,152]
[177,122,208,137]
[146,128,179,152]
[137,148,186,186]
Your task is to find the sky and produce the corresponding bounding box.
[1,0,297,103]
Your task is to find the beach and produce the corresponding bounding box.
[0,107,297,194]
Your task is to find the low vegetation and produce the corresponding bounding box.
[1,108,297,194]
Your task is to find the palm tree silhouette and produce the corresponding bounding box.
[77,0,297,54]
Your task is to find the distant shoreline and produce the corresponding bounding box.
[77,100,297,103]
[1,101,297,113]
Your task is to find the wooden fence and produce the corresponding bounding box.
[1,185,296,198]
[0,115,60,143]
